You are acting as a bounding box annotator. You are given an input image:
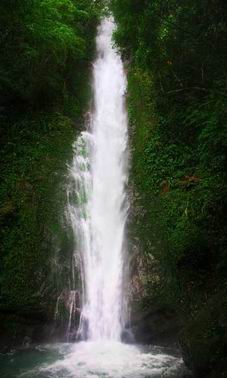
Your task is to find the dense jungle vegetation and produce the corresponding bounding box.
[111,0,227,376]
[1,0,227,377]
[0,0,102,341]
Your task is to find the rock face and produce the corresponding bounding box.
[130,304,179,347]
[0,312,53,353]
[54,289,81,341]
[0,291,81,353]
[127,244,227,377]
[127,248,179,347]
[178,294,227,378]
[0,288,83,352]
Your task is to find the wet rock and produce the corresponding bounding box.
[130,303,179,347]
[22,336,32,348]
[54,289,81,341]
[121,328,135,344]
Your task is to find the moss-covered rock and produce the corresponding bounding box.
[0,113,75,314]
[124,64,227,377]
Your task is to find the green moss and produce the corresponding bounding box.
[0,113,75,311]
[0,0,103,323]
[180,294,227,376]
[124,61,227,377]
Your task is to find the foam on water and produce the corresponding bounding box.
[40,342,183,378]
[15,342,185,378]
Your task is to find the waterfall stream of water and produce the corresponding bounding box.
[67,18,129,341]
[0,17,190,378]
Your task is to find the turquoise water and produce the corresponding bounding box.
[0,342,190,378]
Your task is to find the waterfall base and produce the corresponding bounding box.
[0,341,192,378]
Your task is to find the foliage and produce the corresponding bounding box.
[0,114,74,310]
[112,0,227,375]
[0,0,103,317]
[0,0,102,106]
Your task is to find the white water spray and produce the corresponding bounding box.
[67,18,129,341]
[12,17,188,378]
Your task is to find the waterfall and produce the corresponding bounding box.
[9,17,187,378]
[67,18,129,341]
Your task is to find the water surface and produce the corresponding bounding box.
[0,342,188,378]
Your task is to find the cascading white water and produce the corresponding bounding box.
[67,18,129,341]
[10,17,189,378]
